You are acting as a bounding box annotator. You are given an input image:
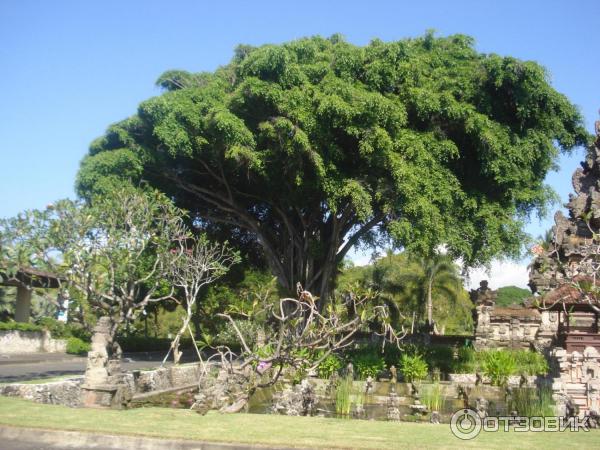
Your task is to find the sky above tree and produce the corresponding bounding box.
[1,0,598,289]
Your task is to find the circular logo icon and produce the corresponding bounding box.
[450,408,482,440]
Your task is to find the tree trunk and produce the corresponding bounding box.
[427,276,434,330]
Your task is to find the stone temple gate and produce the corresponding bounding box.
[473,116,600,417]
[0,267,62,322]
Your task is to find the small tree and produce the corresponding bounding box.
[0,188,185,354]
[164,235,239,365]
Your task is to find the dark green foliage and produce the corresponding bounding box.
[399,353,428,382]
[66,337,91,355]
[0,321,43,332]
[35,317,69,338]
[496,285,532,307]
[77,33,590,302]
[451,348,548,379]
[348,347,386,379]
[483,350,516,386]
[317,352,343,379]
[117,336,191,352]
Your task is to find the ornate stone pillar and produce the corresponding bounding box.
[80,317,131,408]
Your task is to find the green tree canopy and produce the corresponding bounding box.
[496,285,532,307]
[76,33,589,301]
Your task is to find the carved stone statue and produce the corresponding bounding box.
[80,317,131,408]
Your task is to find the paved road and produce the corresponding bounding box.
[0,351,197,383]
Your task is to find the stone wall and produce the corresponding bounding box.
[0,330,67,354]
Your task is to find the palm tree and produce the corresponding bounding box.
[419,254,462,330]
[370,251,463,333]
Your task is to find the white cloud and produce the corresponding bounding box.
[465,260,531,291]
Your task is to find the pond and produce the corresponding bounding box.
[132,379,512,424]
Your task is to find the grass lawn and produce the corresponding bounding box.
[0,396,599,449]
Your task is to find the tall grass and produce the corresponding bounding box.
[421,383,445,412]
[508,386,555,417]
[335,375,353,415]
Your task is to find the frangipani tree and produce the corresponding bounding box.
[0,188,234,356]
[164,234,239,364]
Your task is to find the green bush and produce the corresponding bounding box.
[317,352,343,379]
[381,344,402,368]
[512,350,548,376]
[399,353,428,382]
[451,348,548,379]
[0,321,43,332]
[35,317,69,338]
[452,346,477,373]
[349,349,386,379]
[66,337,91,355]
[483,350,516,386]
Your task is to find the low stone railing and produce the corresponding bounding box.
[0,362,203,407]
[447,373,539,386]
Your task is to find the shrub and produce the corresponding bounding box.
[400,353,428,382]
[36,317,69,338]
[317,352,343,379]
[382,344,402,368]
[483,350,516,386]
[66,337,91,355]
[452,346,477,373]
[424,345,454,374]
[349,348,386,379]
[512,350,548,376]
[452,349,548,378]
[0,321,43,332]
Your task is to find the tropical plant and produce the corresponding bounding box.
[76,33,589,303]
[317,352,343,379]
[400,353,428,382]
[348,348,386,379]
[483,350,516,386]
[369,252,471,333]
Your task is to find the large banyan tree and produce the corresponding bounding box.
[76,33,589,302]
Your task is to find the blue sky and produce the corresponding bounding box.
[1,1,599,285]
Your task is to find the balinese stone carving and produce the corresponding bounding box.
[551,346,600,416]
[471,281,549,350]
[386,387,401,421]
[530,118,600,297]
[80,317,131,408]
